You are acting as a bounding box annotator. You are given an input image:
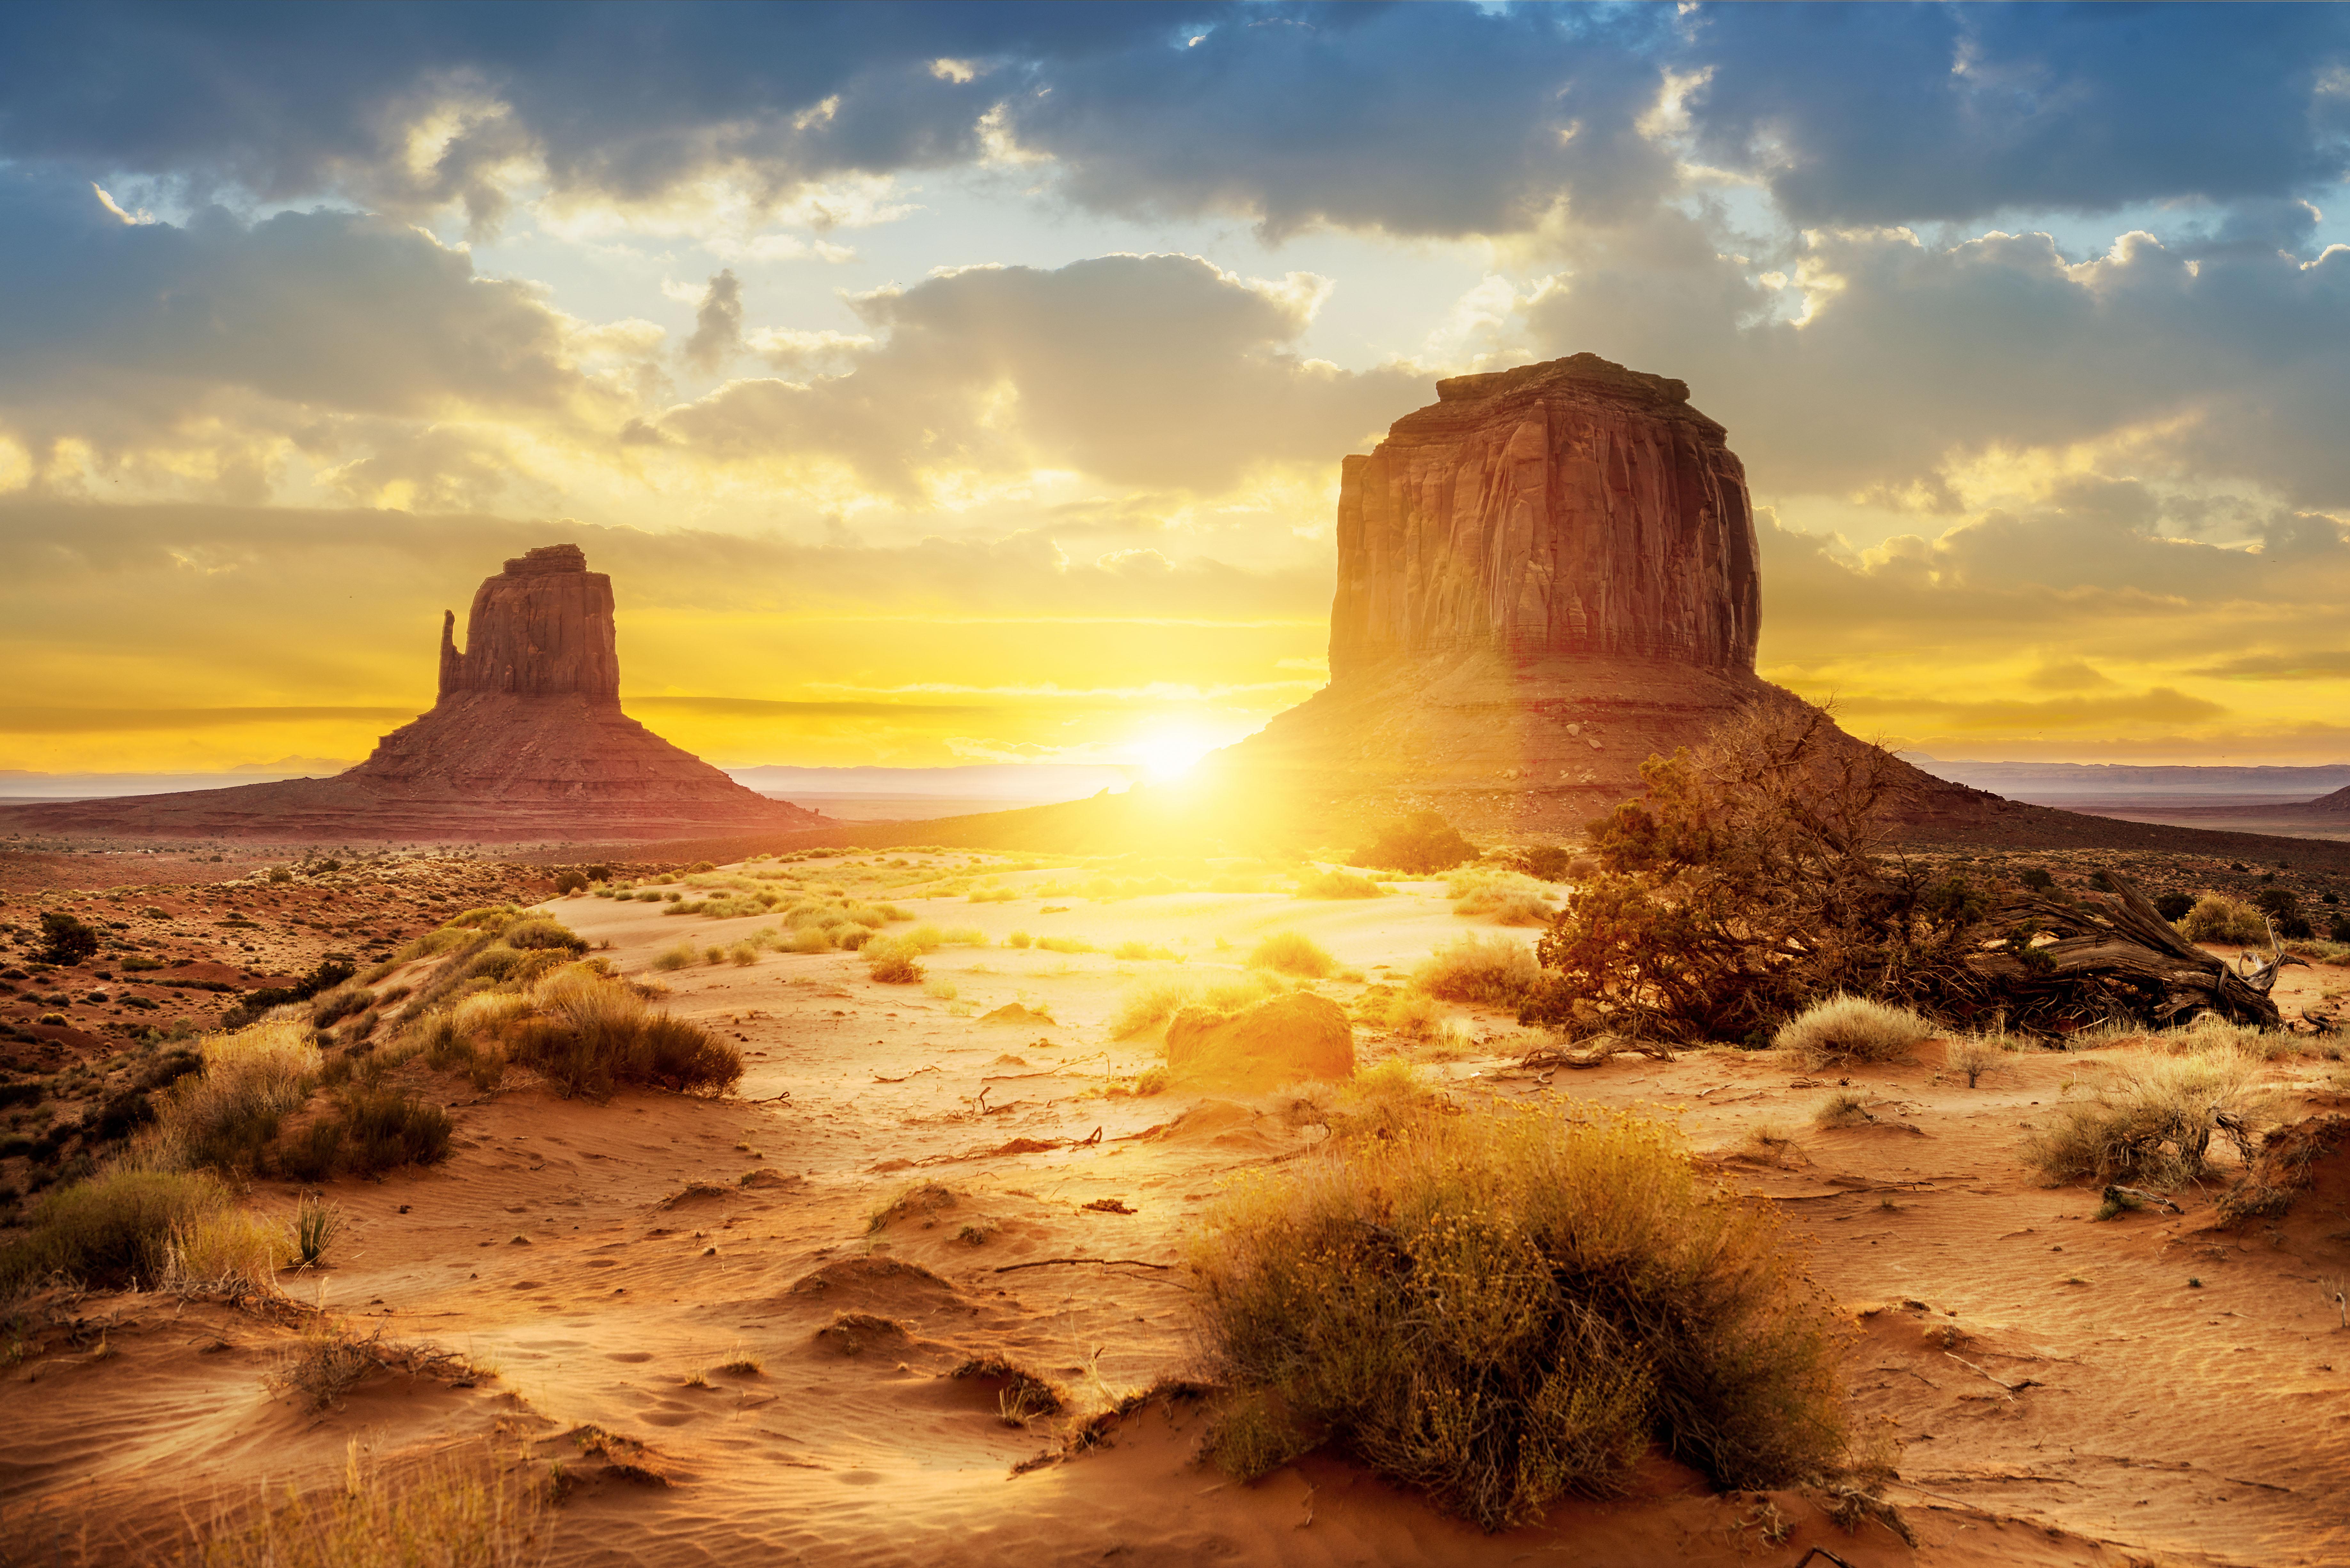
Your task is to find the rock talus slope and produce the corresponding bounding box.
[0,545,821,844]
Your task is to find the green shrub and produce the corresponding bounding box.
[1414,933,1541,1010]
[1248,932,1336,979]
[35,911,100,966]
[0,1168,232,1292]
[1193,1103,1846,1530]
[1772,995,1930,1068]
[2178,894,2270,946]
[502,916,588,953]
[1349,812,1479,876]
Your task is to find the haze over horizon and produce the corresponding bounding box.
[4,3,2349,779]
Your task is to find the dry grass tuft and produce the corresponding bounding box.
[1193,1101,1846,1530]
[1774,995,1930,1069]
[952,1352,1068,1426]
[1813,1092,1873,1129]
[2025,1048,2267,1188]
[1946,1036,2000,1088]
[150,1022,322,1174]
[504,967,741,1099]
[177,1440,551,1568]
[1248,931,1337,978]
[163,1206,289,1297]
[1411,933,1541,1010]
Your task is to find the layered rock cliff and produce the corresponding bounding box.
[436,543,621,700]
[1330,354,1761,677]
[3,545,824,844]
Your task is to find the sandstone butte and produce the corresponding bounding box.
[1218,351,2025,838]
[0,544,823,845]
[866,352,2343,860]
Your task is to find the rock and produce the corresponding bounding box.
[0,544,825,844]
[1330,353,1759,677]
[1165,992,1354,1091]
[438,543,619,700]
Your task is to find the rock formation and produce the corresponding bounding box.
[1214,353,2017,841]
[0,545,824,844]
[1329,355,1760,677]
[1199,354,1781,835]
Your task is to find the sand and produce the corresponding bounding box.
[6,854,2348,1565]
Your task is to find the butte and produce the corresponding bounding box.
[837,354,2350,865]
[0,544,822,845]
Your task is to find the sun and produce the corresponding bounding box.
[1133,729,1216,783]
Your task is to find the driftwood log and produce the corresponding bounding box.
[1966,874,2300,1031]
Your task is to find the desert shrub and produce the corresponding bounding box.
[652,941,697,972]
[1005,930,1033,949]
[1448,868,1560,926]
[786,926,833,954]
[507,969,741,1098]
[1413,933,1541,1010]
[290,1194,342,1267]
[1350,811,1480,876]
[1517,844,1576,882]
[1248,931,1337,979]
[152,1022,322,1174]
[2178,894,2270,946]
[1774,995,1929,1068]
[163,1205,289,1296]
[0,1168,232,1293]
[1946,1036,1999,1087]
[311,984,374,1028]
[1036,935,1096,954]
[553,870,590,895]
[1194,1103,1846,1529]
[1813,1091,1872,1129]
[728,941,758,967]
[36,911,100,965]
[1297,869,1382,900]
[865,941,924,984]
[335,1090,454,1174]
[1517,705,2025,1043]
[2025,1048,2264,1187]
[2153,891,2196,922]
[1383,990,1449,1040]
[502,916,587,953]
[1113,975,1200,1037]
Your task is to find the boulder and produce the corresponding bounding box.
[1165,992,1354,1092]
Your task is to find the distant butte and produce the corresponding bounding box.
[0,544,822,845]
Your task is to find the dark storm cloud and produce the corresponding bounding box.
[1683,4,2350,225]
[2,4,2343,236]
[0,2,1205,226]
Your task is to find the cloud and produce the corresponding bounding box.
[0,174,634,502]
[682,268,744,371]
[1683,6,2350,225]
[0,4,1195,230]
[1525,219,2350,510]
[655,252,1420,492]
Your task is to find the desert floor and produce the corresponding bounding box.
[6,850,2349,1568]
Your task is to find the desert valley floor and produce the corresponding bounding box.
[5,847,2349,1568]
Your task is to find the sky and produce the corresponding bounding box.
[2,1,2348,777]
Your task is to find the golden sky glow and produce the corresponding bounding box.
[4,7,2349,776]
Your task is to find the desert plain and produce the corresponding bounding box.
[4,841,2347,1568]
